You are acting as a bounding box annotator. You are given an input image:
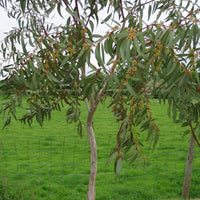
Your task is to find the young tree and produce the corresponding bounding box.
[0,1,200,199]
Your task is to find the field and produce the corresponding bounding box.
[0,99,200,200]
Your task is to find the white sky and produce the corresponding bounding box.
[0,5,110,41]
[0,7,18,42]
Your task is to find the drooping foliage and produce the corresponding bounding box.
[0,0,200,175]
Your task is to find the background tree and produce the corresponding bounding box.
[0,0,200,200]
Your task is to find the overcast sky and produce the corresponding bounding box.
[0,5,110,41]
[0,7,18,42]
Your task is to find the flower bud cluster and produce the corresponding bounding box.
[155,42,163,57]
[83,43,92,51]
[127,28,137,40]
[126,60,138,80]
[81,29,87,37]
[52,50,59,60]
[67,42,76,57]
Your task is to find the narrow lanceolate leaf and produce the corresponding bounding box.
[133,37,141,55]
[120,39,127,63]
[125,40,131,66]
[21,33,27,54]
[148,5,152,20]
[60,57,69,67]
[104,38,113,56]
[3,115,11,129]
[168,30,175,47]
[106,151,118,165]
[182,130,190,137]
[89,20,94,32]
[20,0,26,12]
[153,132,159,150]
[126,84,139,98]
[101,13,112,24]
[47,71,60,83]
[114,157,123,176]
[178,73,188,87]
[137,32,146,53]
[95,44,104,67]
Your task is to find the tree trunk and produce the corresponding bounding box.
[87,106,97,200]
[85,80,108,200]
[182,134,195,199]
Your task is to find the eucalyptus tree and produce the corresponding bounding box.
[0,0,200,199]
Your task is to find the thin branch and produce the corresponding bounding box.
[136,0,157,8]
[86,0,96,26]
[95,76,109,106]
[85,99,90,111]
[188,120,200,147]
[119,0,125,23]
[127,0,156,19]
[62,0,69,9]
[75,0,80,19]
[62,0,78,25]
[39,19,48,37]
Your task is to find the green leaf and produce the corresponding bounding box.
[125,40,131,66]
[127,148,138,164]
[166,59,175,76]
[106,151,118,165]
[182,121,189,127]
[116,31,129,40]
[89,20,94,32]
[168,30,175,47]
[126,84,139,98]
[57,1,63,17]
[47,71,60,83]
[146,125,154,141]
[114,157,123,176]
[172,104,177,122]
[3,115,11,129]
[47,3,56,14]
[137,32,146,52]
[120,39,129,63]
[20,0,26,12]
[101,43,105,63]
[95,44,104,67]
[178,73,188,87]
[21,33,27,54]
[101,13,112,24]
[148,5,152,20]
[77,121,83,137]
[60,57,69,67]
[153,133,159,150]
[133,37,141,55]
[197,126,200,140]
[104,38,113,56]
[182,130,190,137]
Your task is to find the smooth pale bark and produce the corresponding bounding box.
[86,100,97,200]
[182,134,195,199]
[86,80,108,200]
[87,119,97,200]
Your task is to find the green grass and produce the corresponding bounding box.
[0,99,200,199]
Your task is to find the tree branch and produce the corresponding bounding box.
[119,0,125,22]
[188,120,200,147]
[127,0,156,18]
[62,0,78,25]
[86,0,96,26]
[95,76,109,106]
[75,0,80,19]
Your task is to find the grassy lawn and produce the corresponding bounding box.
[0,98,200,199]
